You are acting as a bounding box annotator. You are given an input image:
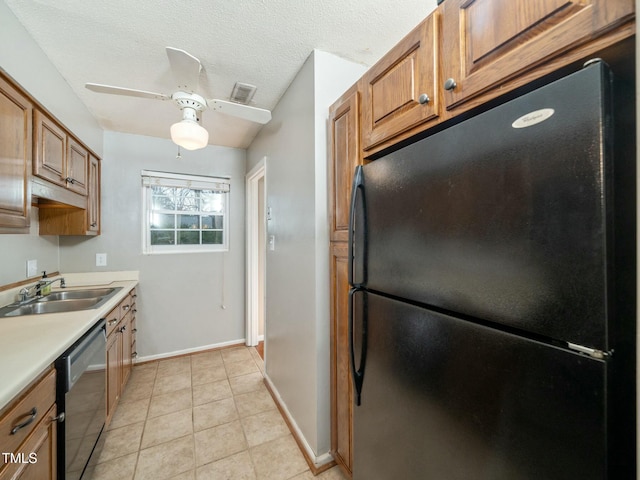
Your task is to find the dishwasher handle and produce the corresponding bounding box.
[61,319,106,392]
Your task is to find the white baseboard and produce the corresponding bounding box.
[263,374,335,471]
[135,338,246,363]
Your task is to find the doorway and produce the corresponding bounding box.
[246,159,266,355]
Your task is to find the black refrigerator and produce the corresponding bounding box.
[348,61,635,479]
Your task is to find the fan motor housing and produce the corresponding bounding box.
[172,91,206,122]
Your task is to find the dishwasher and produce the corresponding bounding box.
[55,319,107,480]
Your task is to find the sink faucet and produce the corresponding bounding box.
[18,277,66,302]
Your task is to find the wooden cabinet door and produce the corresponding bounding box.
[441,0,635,111]
[330,242,353,476]
[66,138,88,196]
[0,405,57,480]
[105,331,120,426]
[34,111,66,188]
[87,155,101,233]
[361,12,439,152]
[120,315,132,391]
[329,87,360,243]
[0,75,32,231]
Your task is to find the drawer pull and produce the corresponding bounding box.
[108,318,118,326]
[132,352,138,358]
[122,305,130,311]
[132,328,138,333]
[10,407,37,435]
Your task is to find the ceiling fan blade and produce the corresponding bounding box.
[166,47,202,93]
[208,99,272,124]
[85,83,170,100]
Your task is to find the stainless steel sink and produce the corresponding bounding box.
[3,298,103,317]
[36,288,117,302]
[0,286,123,318]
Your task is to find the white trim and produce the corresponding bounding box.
[134,338,245,363]
[264,373,335,469]
[245,158,266,347]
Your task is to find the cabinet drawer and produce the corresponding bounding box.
[104,305,121,337]
[0,369,55,457]
[119,297,134,318]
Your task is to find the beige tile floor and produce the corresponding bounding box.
[89,346,348,480]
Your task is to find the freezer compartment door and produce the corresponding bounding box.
[362,63,615,350]
[353,293,607,480]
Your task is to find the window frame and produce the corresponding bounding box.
[141,170,230,255]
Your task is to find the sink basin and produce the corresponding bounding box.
[36,288,117,302]
[0,286,123,318]
[3,298,103,317]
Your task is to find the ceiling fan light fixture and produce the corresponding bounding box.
[170,119,209,150]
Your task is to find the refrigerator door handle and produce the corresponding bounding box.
[348,165,367,288]
[349,286,367,406]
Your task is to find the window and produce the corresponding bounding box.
[142,170,230,254]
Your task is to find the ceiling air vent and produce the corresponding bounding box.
[230,82,257,105]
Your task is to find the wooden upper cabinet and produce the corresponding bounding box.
[361,12,439,152]
[0,74,32,232]
[329,86,361,243]
[34,110,88,196]
[66,138,88,196]
[441,0,635,111]
[34,110,66,187]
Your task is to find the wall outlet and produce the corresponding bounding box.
[96,253,107,267]
[26,259,38,277]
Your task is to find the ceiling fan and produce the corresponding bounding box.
[85,47,272,150]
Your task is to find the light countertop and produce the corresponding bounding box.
[0,271,139,411]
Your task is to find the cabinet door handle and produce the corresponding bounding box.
[50,412,65,424]
[10,408,37,435]
[132,352,138,358]
[122,305,130,311]
[65,177,76,184]
[418,93,430,104]
[108,318,118,326]
[444,78,457,91]
[90,222,97,227]
[132,328,138,333]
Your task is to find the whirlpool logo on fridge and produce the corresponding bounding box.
[512,108,555,128]
[2,452,38,464]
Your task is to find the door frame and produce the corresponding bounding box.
[246,158,266,347]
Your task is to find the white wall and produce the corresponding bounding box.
[0,1,102,155]
[59,132,247,358]
[247,50,366,458]
[0,1,103,285]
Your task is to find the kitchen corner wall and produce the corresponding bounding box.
[59,132,247,358]
[247,50,366,459]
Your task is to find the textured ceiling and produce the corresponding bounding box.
[4,0,437,149]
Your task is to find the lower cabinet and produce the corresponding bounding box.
[105,329,120,426]
[0,369,57,480]
[105,287,138,426]
[330,242,353,477]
